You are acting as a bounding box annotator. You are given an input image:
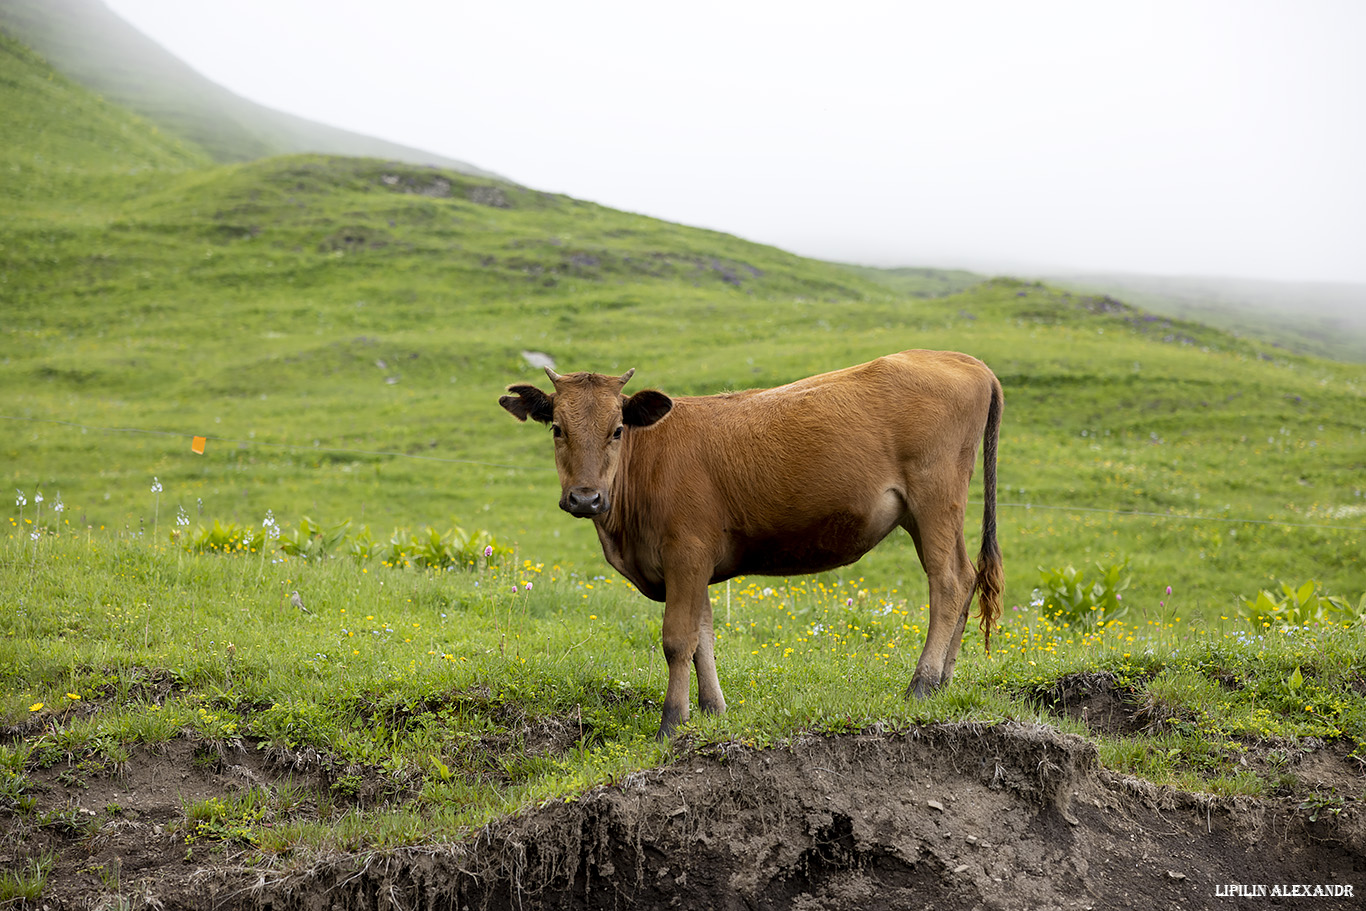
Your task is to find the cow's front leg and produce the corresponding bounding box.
[657,560,720,740]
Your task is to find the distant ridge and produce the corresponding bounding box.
[0,27,213,200]
[1041,272,1366,364]
[0,0,502,178]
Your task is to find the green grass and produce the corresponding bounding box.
[1,21,1365,866]
[4,528,1364,859]
[0,850,54,903]
[1048,273,1366,364]
[0,0,497,176]
[0,29,210,209]
[835,263,984,298]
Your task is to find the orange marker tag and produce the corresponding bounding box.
[192,436,206,454]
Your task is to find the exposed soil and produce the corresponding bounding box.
[1035,670,1159,737]
[6,713,1364,909]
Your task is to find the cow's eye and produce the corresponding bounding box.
[611,425,623,441]
[551,424,563,439]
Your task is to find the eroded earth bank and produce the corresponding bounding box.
[18,721,1364,910]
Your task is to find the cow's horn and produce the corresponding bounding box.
[544,366,562,384]
[618,368,635,387]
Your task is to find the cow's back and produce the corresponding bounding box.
[613,350,997,580]
[662,349,994,484]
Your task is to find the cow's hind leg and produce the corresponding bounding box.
[938,589,975,685]
[903,509,977,700]
[693,597,727,717]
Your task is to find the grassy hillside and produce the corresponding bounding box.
[0,29,210,205]
[3,154,1362,623]
[1045,272,1366,364]
[0,0,499,176]
[3,28,1365,901]
[2,138,1363,611]
[839,263,983,298]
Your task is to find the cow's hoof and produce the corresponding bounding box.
[905,677,939,700]
[656,706,687,741]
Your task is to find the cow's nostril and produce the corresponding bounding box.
[563,488,608,517]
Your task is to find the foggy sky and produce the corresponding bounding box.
[102,0,1366,284]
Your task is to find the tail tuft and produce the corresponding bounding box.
[975,540,1004,653]
[975,376,1004,652]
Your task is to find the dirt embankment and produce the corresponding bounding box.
[267,723,1362,911]
[19,721,1358,910]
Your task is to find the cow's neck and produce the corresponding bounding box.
[592,517,628,576]
[591,450,633,576]
[589,437,660,598]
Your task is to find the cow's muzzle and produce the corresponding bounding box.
[561,487,610,518]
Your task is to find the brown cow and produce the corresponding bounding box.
[499,350,1003,738]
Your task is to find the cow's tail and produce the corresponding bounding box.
[974,375,1004,653]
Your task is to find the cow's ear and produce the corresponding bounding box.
[499,384,554,424]
[623,389,672,428]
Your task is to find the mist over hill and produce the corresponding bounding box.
[1039,271,1366,364]
[0,0,500,177]
[0,27,210,193]
[3,0,1362,364]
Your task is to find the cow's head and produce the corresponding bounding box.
[499,367,672,518]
